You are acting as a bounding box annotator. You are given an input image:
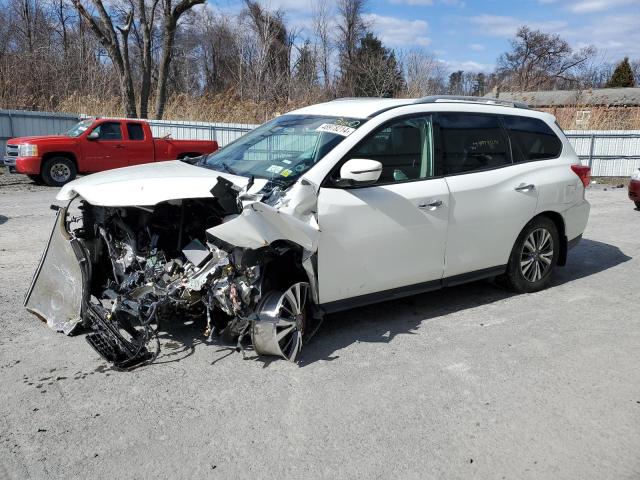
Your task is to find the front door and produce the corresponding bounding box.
[82,121,129,172]
[316,114,450,306]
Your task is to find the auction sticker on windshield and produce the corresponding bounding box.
[315,123,356,137]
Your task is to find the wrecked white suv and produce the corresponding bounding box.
[25,96,591,369]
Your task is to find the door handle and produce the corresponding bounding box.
[418,200,443,210]
[114,144,126,149]
[515,183,535,192]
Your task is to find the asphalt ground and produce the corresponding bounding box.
[1,170,639,479]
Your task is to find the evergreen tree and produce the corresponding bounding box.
[473,73,487,96]
[353,32,404,97]
[447,71,463,95]
[606,57,636,88]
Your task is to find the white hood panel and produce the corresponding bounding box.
[56,160,261,206]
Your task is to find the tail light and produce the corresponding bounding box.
[571,164,591,188]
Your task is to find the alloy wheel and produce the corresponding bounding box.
[520,227,554,282]
[251,282,310,361]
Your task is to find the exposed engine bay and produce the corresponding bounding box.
[24,176,321,370]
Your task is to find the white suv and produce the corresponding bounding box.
[26,96,591,368]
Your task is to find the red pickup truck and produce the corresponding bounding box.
[3,118,219,186]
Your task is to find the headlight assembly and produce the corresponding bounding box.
[18,144,39,157]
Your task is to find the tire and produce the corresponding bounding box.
[503,216,559,293]
[635,201,640,210]
[41,157,77,187]
[27,174,44,184]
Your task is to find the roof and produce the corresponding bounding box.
[489,87,640,107]
[289,98,413,118]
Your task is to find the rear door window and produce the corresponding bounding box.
[127,123,145,141]
[434,113,512,175]
[502,115,562,162]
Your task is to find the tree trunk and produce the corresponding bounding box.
[154,14,177,120]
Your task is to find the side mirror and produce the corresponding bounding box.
[338,158,382,186]
[87,130,99,140]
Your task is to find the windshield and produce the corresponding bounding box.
[204,114,366,183]
[64,119,93,137]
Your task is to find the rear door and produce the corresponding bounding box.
[123,122,155,166]
[81,121,128,171]
[435,112,540,279]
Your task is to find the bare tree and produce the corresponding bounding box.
[154,0,205,119]
[312,1,332,93]
[403,50,447,97]
[336,0,367,95]
[72,0,137,116]
[496,26,595,91]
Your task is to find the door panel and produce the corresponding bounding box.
[124,122,154,166]
[317,179,450,304]
[443,163,541,277]
[81,122,128,172]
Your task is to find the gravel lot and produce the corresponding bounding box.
[1,170,639,480]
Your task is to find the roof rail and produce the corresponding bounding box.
[329,97,392,102]
[414,95,529,109]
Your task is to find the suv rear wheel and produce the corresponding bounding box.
[503,216,559,293]
[42,157,77,187]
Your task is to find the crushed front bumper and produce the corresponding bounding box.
[24,207,89,334]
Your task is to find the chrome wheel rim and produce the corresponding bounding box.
[251,282,310,362]
[520,227,554,282]
[50,163,71,183]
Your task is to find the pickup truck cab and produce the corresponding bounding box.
[3,118,218,186]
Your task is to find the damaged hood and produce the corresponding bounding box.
[56,160,267,206]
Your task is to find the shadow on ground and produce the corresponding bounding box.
[123,238,633,369]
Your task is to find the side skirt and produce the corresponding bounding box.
[319,265,506,315]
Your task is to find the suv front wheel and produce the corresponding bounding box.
[503,216,559,293]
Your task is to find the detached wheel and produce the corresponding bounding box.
[251,282,311,362]
[503,216,559,293]
[42,157,76,187]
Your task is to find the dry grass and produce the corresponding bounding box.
[6,92,640,129]
[52,91,320,124]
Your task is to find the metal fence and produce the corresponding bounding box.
[565,130,640,177]
[0,109,257,152]
[2,108,640,177]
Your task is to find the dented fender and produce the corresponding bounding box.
[207,201,319,252]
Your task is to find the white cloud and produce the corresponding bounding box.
[469,43,485,51]
[363,13,431,47]
[568,0,640,13]
[467,14,567,37]
[562,14,640,58]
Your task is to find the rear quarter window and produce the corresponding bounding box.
[502,115,562,162]
[127,123,145,141]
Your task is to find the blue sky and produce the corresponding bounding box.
[212,0,640,73]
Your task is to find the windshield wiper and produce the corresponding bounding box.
[218,162,237,176]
